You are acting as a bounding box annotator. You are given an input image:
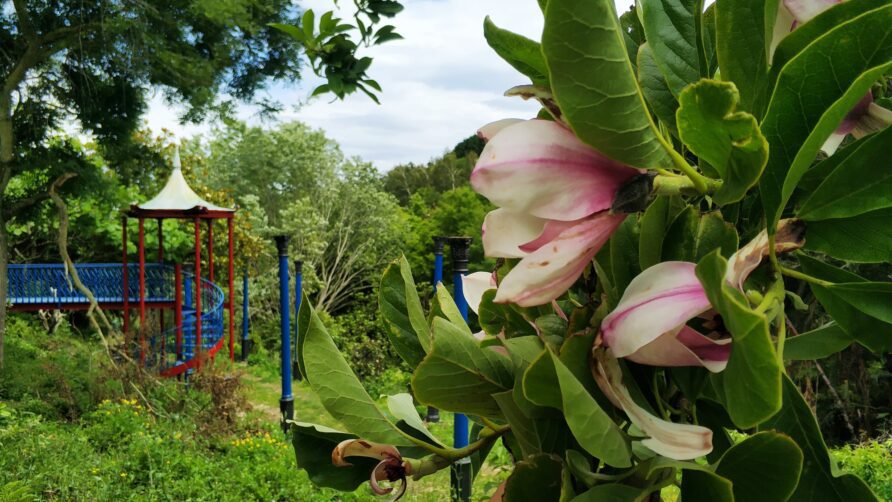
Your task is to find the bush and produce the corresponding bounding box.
[833,439,892,500]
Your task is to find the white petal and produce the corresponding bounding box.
[784,0,840,24]
[477,118,525,142]
[594,351,713,460]
[601,262,711,358]
[462,272,496,315]
[623,327,731,373]
[482,209,547,259]
[725,218,805,290]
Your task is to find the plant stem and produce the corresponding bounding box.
[667,147,710,194]
[653,173,721,197]
[776,312,787,368]
[401,423,508,462]
[779,266,834,288]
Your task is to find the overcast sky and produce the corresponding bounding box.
[145,0,634,170]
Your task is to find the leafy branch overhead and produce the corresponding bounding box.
[272,1,405,103]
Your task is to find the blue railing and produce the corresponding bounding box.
[8,263,226,376]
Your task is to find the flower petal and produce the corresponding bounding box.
[853,102,892,138]
[784,0,840,24]
[471,119,639,221]
[332,439,400,467]
[462,271,496,315]
[482,208,547,259]
[625,327,731,373]
[477,118,525,142]
[820,132,847,156]
[494,212,625,307]
[725,218,806,290]
[594,350,713,460]
[601,262,711,359]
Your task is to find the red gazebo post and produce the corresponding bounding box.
[175,263,183,360]
[193,217,202,369]
[207,219,214,282]
[157,218,165,362]
[138,217,146,365]
[122,216,129,335]
[227,217,235,361]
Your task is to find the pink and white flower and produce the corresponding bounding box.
[470,119,639,307]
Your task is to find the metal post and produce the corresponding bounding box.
[138,218,146,365]
[275,236,294,433]
[158,219,165,360]
[293,260,304,381]
[175,264,183,360]
[207,219,215,282]
[227,217,235,361]
[426,236,447,423]
[193,218,203,369]
[449,236,472,502]
[241,267,250,362]
[122,216,130,336]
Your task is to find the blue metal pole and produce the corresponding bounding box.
[184,272,192,310]
[449,236,472,502]
[241,267,250,362]
[426,237,447,423]
[293,260,303,381]
[275,236,294,434]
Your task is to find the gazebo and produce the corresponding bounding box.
[123,149,237,375]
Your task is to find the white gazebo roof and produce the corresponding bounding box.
[134,148,234,213]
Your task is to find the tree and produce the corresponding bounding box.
[0,0,304,366]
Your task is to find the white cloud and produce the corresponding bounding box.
[146,0,635,170]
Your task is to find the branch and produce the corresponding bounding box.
[13,0,36,43]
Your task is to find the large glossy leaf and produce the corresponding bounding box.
[637,43,680,134]
[714,432,803,502]
[483,16,549,86]
[714,0,779,117]
[542,0,672,169]
[798,254,892,352]
[478,290,538,338]
[696,251,781,428]
[638,195,684,270]
[759,5,892,230]
[504,454,565,502]
[759,376,878,501]
[386,394,444,447]
[608,217,641,299]
[550,351,631,468]
[676,79,768,205]
[572,484,644,501]
[378,257,430,365]
[493,391,573,459]
[638,0,702,96]
[433,283,472,335]
[681,470,734,502]
[804,208,892,263]
[296,299,410,445]
[797,126,892,221]
[662,208,738,262]
[412,317,512,418]
[291,422,378,491]
[784,323,854,360]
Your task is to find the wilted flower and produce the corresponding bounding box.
[600,219,805,372]
[470,119,638,307]
[333,439,410,500]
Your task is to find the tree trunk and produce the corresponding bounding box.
[0,94,13,369]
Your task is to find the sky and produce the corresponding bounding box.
[145,0,634,171]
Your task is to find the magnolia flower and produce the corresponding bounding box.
[601,219,805,373]
[470,119,638,307]
[772,0,892,154]
[593,348,713,460]
[461,271,497,315]
[333,439,410,499]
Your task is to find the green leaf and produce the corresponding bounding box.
[759,4,892,231]
[784,323,854,360]
[269,23,307,44]
[297,298,410,445]
[378,257,430,365]
[483,16,549,86]
[504,454,564,502]
[639,195,683,270]
[637,43,680,134]
[479,289,538,338]
[759,376,878,501]
[662,208,738,262]
[824,282,892,325]
[542,0,672,169]
[386,394,444,447]
[798,254,892,352]
[571,483,644,501]
[638,0,702,96]
[523,349,563,410]
[412,318,513,418]
[696,251,781,428]
[714,0,778,117]
[797,126,892,221]
[714,432,803,502]
[681,470,735,502]
[493,391,573,458]
[291,422,378,491]
[301,9,316,40]
[701,3,718,76]
[549,352,631,468]
[804,208,892,263]
[676,79,768,205]
[433,283,472,335]
[608,217,641,297]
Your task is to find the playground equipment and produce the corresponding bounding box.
[8,150,239,377]
[448,236,472,502]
